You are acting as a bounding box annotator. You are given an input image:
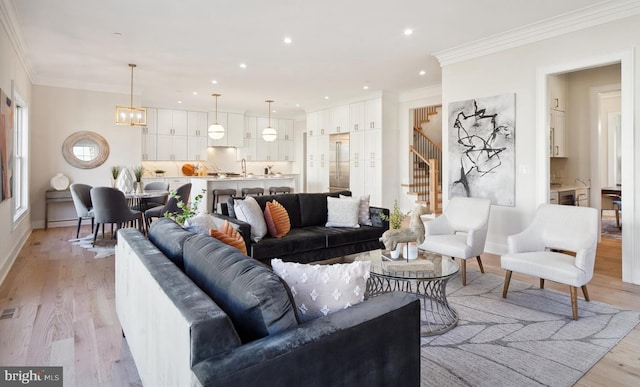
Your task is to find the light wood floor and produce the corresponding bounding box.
[0,226,638,386]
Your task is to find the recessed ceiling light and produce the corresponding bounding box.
[192,91,198,95]
[404,28,413,36]
[272,109,277,113]
[239,63,247,69]
[363,85,369,90]
[283,37,292,45]
[177,100,183,104]
[419,70,426,76]
[211,80,218,84]
[295,104,300,107]
[324,96,329,100]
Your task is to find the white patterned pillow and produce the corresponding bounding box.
[233,196,268,242]
[341,194,372,226]
[326,196,360,228]
[271,259,371,323]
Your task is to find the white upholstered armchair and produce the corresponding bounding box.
[418,196,492,285]
[501,204,598,320]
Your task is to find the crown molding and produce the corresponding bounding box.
[0,0,34,82]
[434,0,640,67]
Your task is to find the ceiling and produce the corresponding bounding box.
[9,0,606,117]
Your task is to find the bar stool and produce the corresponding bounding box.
[212,188,237,213]
[241,187,264,197]
[269,186,292,195]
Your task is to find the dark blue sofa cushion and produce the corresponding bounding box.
[183,233,299,343]
[148,217,194,270]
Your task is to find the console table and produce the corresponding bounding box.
[45,189,74,230]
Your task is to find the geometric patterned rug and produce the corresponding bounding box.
[69,234,116,259]
[601,212,622,240]
[421,271,639,387]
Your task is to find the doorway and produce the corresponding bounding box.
[537,49,635,284]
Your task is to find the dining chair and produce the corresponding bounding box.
[90,186,144,245]
[69,183,94,238]
[501,203,598,320]
[145,183,192,229]
[417,196,492,286]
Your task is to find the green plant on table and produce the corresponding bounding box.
[131,165,143,182]
[381,200,404,230]
[111,166,121,180]
[164,189,206,226]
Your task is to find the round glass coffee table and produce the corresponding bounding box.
[352,249,460,336]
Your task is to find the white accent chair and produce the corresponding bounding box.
[501,204,598,320]
[418,196,492,285]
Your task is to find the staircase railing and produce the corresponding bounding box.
[409,128,442,213]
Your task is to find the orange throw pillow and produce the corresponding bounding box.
[209,221,247,255]
[264,200,291,238]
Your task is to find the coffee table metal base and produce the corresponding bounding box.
[367,274,459,336]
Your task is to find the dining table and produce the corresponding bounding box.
[125,190,169,211]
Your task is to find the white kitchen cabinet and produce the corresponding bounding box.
[575,188,590,207]
[141,108,157,160]
[157,109,187,136]
[329,105,349,134]
[187,111,208,137]
[549,74,567,111]
[237,116,257,161]
[365,98,381,129]
[550,109,567,158]
[364,129,382,205]
[278,119,295,161]
[349,130,366,197]
[305,134,329,192]
[255,117,279,161]
[157,134,187,160]
[187,136,208,161]
[278,119,294,141]
[349,102,365,132]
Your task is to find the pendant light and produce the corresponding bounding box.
[115,64,147,126]
[208,93,225,140]
[262,99,277,142]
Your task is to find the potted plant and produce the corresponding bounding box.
[154,169,166,177]
[110,166,121,188]
[381,200,405,258]
[164,189,206,226]
[132,166,143,193]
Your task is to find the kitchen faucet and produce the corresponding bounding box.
[241,158,246,177]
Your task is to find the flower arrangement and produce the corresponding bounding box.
[164,189,206,226]
[381,200,404,229]
[132,165,143,182]
[111,166,121,180]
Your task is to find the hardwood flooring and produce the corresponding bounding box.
[0,226,638,386]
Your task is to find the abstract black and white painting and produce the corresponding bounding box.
[448,93,515,206]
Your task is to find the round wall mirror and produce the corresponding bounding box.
[62,131,109,169]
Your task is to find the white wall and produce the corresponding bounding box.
[439,15,640,284]
[0,15,32,284]
[31,85,142,228]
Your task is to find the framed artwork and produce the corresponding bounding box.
[0,88,14,202]
[448,93,515,206]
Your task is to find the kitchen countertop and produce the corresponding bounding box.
[189,174,296,181]
[550,183,590,193]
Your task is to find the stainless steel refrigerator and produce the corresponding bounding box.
[329,133,350,192]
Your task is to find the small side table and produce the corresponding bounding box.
[45,189,74,230]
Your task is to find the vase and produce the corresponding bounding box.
[390,243,403,259]
[136,182,143,193]
[403,242,418,260]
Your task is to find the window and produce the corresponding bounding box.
[13,92,28,223]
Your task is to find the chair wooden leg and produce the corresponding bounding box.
[581,285,590,301]
[570,286,579,320]
[540,279,545,289]
[502,271,512,298]
[476,256,485,273]
[461,259,467,286]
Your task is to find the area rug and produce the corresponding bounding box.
[601,212,621,240]
[68,234,116,259]
[421,271,639,387]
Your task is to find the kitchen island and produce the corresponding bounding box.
[190,175,298,213]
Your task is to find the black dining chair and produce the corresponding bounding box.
[90,187,144,245]
[145,183,192,230]
[70,183,95,238]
